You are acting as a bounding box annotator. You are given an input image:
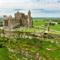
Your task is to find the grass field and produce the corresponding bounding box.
[33,18,46,27]
[51,24,60,31]
[33,18,60,36]
[0,18,60,60]
[33,18,60,31]
[4,38,60,60]
[0,48,10,60]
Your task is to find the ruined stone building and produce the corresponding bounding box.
[3,10,33,29]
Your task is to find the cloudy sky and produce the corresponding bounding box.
[0,0,60,17]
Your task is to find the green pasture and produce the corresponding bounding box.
[0,48,10,60]
[33,18,46,27]
[4,37,60,60]
[33,18,60,31]
[0,34,60,60]
[0,18,60,60]
[50,24,60,31]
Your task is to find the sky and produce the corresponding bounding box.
[0,0,60,17]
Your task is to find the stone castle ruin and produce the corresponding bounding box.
[3,10,33,29]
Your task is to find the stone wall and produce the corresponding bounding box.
[3,10,33,29]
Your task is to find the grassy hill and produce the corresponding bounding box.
[0,18,60,60]
[2,37,60,60]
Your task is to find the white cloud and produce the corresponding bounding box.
[0,0,60,9]
[0,0,60,17]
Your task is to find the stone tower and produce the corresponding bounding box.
[8,15,13,29]
[3,15,13,29]
[3,15,8,29]
[28,10,33,27]
[15,11,21,24]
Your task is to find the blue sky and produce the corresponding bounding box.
[0,0,60,17]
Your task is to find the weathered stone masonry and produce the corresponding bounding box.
[3,10,33,29]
